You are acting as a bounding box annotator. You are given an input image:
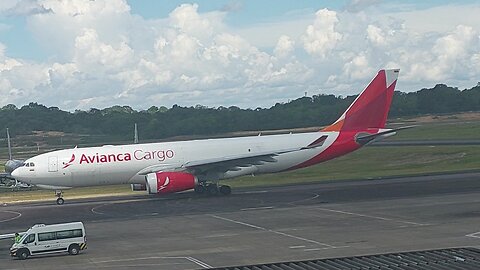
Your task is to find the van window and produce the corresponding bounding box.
[23,234,35,244]
[38,232,56,241]
[56,229,83,239]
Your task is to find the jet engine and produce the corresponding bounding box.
[130,183,147,191]
[145,172,197,194]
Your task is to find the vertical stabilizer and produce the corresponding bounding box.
[323,69,399,131]
[6,128,12,160]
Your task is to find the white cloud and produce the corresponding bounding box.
[302,9,342,58]
[0,1,480,110]
[274,35,295,58]
[344,0,383,13]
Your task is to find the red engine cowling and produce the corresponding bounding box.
[145,172,197,194]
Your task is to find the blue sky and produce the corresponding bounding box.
[0,0,479,110]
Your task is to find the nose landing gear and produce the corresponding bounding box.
[55,190,64,205]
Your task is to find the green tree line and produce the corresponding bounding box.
[1,84,479,140]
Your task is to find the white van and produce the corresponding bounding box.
[10,222,86,260]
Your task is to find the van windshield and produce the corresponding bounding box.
[23,234,35,244]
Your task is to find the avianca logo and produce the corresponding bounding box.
[158,176,170,191]
[63,154,75,169]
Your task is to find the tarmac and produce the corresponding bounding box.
[1,172,480,269]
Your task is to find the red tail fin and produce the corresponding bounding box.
[323,69,399,131]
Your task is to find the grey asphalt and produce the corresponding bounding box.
[1,172,480,269]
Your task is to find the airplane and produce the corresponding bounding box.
[1,128,31,189]
[13,69,403,205]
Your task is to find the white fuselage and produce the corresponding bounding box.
[13,131,339,188]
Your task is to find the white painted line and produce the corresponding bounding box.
[241,206,274,211]
[186,256,212,269]
[209,214,336,248]
[289,245,306,249]
[289,193,320,204]
[95,263,187,268]
[211,215,265,230]
[238,190,268,194]
[303,245,350,252]
[0,233,15,240]
[201,233,239,239]
[90,203,111,215]
[0,210,21,223]
[466,232,480,239]
[316,207,430,226]
[94,255,212,268]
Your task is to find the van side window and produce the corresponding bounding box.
[38,232,56,241]
[23,234,35,244]
[56,229,83,239]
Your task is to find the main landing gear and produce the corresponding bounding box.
[194,183,231,196]
[55,190,64,205]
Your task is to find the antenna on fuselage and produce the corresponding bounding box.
[134,123,138,144]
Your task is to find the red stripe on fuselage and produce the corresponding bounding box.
[288,129,379,170]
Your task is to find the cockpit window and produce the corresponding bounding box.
[25,163,29,167]
[29,162,34,167]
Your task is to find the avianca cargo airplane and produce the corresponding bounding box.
[13,69,402,205]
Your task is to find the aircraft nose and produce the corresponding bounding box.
[11,169,20,179]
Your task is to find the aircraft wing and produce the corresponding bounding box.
[137,135,328,176]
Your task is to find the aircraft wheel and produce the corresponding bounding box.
[219,185,231,195]
[56,197,65,205]
[206,184,219,196]
[194,185,206,194]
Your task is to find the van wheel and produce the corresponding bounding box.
[68,244,80,255]
[17,249,29,260]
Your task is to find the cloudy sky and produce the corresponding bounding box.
[0,0,479,110]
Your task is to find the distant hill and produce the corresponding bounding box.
[1,84,479,142]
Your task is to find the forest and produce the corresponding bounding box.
[1,83,478,140]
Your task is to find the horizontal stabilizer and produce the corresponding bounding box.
[355,126,417,145]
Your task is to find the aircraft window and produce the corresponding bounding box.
[30,162,35,167]
[25,163,29,167]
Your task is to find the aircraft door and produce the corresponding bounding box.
[48,156,58,172]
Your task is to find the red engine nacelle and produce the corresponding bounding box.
[145,172,197,194]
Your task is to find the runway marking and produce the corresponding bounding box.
[93,256,212,268]
[289,245,306,249]
[210,214,337,248]
[241,206,274,211]
[288,193,320,204]
[186,256,212,268]
[315,207,430,226]
[238,190,268,194]
[466,232,480,239]
[201,233,239,239]
[303,246,350,252]
[0,210,21,223]
[91,203,111,215]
